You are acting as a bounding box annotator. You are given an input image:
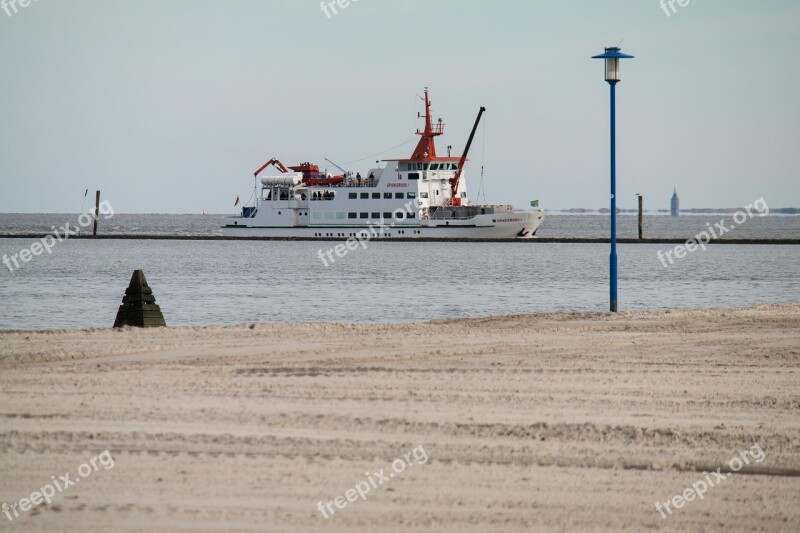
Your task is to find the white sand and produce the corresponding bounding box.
[1,304,799,531]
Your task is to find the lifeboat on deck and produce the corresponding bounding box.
[289,163,345,186]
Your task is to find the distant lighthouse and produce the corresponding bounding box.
[670,188,680,217]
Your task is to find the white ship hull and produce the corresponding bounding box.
[221,210,544,239]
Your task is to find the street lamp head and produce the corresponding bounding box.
[592,47,634,84]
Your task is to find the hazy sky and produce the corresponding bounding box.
[1,0,798,213]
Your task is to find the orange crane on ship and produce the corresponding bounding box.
[253,158,290,178]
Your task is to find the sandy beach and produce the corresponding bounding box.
[1,304,799,531]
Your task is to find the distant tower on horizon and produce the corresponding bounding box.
[670,188,680,217]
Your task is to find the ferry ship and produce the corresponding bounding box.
[222,89,545,239]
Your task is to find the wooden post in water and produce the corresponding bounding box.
[637,194,644,240]
[93,190,100,236]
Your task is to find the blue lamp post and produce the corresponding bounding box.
[592,46,634,313]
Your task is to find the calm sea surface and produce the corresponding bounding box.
[0,214,798,329]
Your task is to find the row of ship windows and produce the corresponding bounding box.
[400,163,458,171]
[348,192,417,200]
[312,212,417,220]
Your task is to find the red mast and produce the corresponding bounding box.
[410,88,444,161]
